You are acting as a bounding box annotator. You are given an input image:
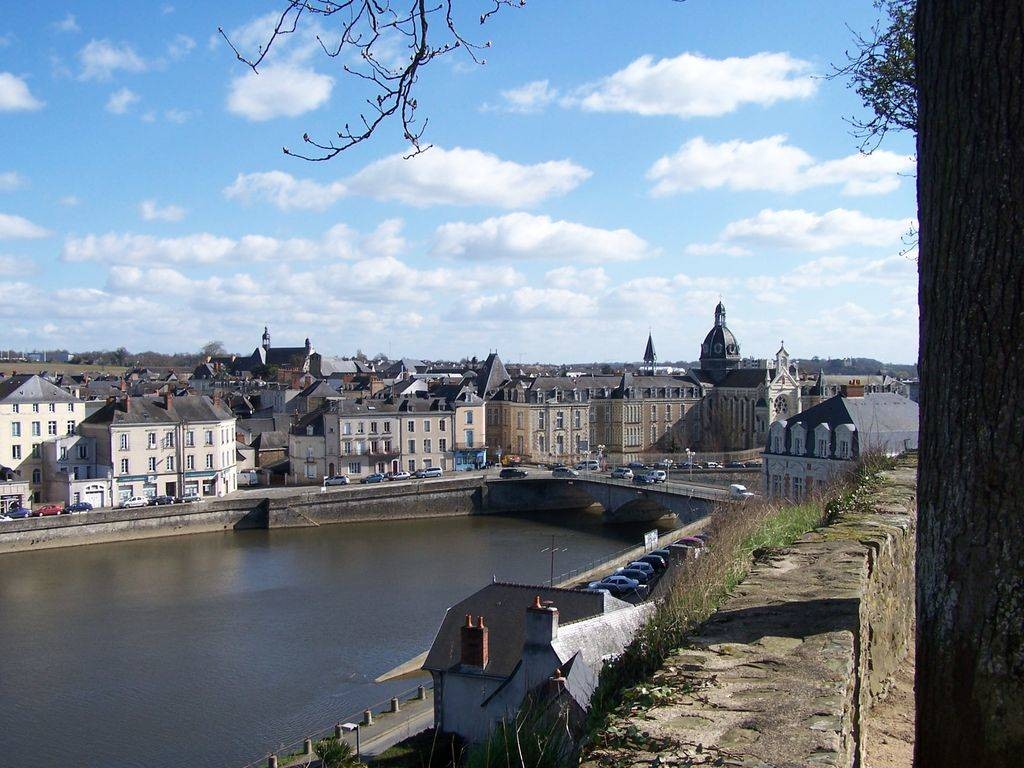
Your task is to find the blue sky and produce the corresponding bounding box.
[0,1,919,364]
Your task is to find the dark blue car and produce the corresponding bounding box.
[64,501,93,513]
[7,506,32,519]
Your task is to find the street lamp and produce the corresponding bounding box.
[340,722,360,759]
[686,448,693,482]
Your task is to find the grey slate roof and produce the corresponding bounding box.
[773,392,918,457]
[423,582,629,678]
[0,374,79,404]
[81,394,233,427]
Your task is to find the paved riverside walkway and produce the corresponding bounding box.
[268,687,435,767]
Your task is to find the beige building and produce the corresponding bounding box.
[290,402,402,480]
[0,374,86,503]
[79,392,237,504]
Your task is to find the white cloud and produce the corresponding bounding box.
[0,172,25,192]
[62,224,362,266]
[53,14,80,33]
[139,199,186,222]
[167,34,195,60]
[78,39,148,81]
[0,213,50,239]
[432,212,653,263]
[545,266,610,292]
[226,147,589,211]
[347,147,591,208]
[487,80,558,114]
[58,195,80,207]
[224,171,347,211]
[227,64,332,121]
[648,136,915,196]
[105,87,139,114]
[163,108,193,124]
[0,254,23,275]
[568,52,816,118]
[465,287,598,320]
[686,208,915,255]
[0,72,44,111]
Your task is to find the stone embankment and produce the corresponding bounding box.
[584,462,917,768]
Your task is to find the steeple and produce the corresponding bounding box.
[261,326,271,351]
[642,332,657,374]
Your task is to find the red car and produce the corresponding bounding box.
[33,504,64,517]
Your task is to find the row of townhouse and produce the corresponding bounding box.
[288,389,486,481]
[0,374,237,511]
[483,371,707,466]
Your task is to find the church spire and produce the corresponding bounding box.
[643,331,657,374]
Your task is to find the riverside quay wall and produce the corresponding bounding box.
[0,475,647,554]
[583,460,917,768]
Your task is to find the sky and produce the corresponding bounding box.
[0,1,919,364]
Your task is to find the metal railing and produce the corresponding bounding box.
[236,680,434,768]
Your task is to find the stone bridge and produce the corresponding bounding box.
[484,475,740,524]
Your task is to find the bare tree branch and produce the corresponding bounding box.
[220,0,525,161]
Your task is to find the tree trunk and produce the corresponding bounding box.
[915,2,1024,765]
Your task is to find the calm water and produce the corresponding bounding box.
[0,510,676,768]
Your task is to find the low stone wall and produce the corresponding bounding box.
[268,476,487,527]
[583,462,916,768]
[0,498,267,554]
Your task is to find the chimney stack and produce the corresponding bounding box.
[163,390,175,410]
[842,379,865,398]
[460,614,489,669]
[525,596,559,646]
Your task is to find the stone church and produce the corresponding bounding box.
[688,302,802,451]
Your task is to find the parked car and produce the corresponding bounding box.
[7,506,32,519]
[361,473,386,484]
[386,471,411,481]
[677,536,706,548]
[575,460,601,471]
[599,574,646,596]
[743,460,762,468]
[0,514,10,522]
[691,533,710,543]
[324,475,350,486]
[627,461,647,470]
[610,466,633,480]
[654,459,674,470]
[552,466,579,478]
[633,473,656,485]
[638,553,667,571]
[649,548,674,561]
[626,561,655,575]
[148,495,174,506]
[177,494,201,503]
[122,496,149,508]
[499,467,527,479]
[678,461,700,471]
[648,469,668,483]
[415,466,443,478]
[585,582,612,595]
[64,501,93,513]
[616,567,652,584]
[729,483,756,499]
[33,503,64,517]
[705,461,723,469]
[726,461,746,469]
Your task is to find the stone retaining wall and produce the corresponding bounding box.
[583,462,916,768]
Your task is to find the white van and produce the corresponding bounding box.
[575,459,601,471]
[729,483,755,500]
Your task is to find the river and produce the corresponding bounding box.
[0,509,678,767]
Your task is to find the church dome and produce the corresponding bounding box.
[699,301,741,365]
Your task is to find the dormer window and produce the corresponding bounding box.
[306,425,314,436]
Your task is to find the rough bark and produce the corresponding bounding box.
[915,1,1024,765]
